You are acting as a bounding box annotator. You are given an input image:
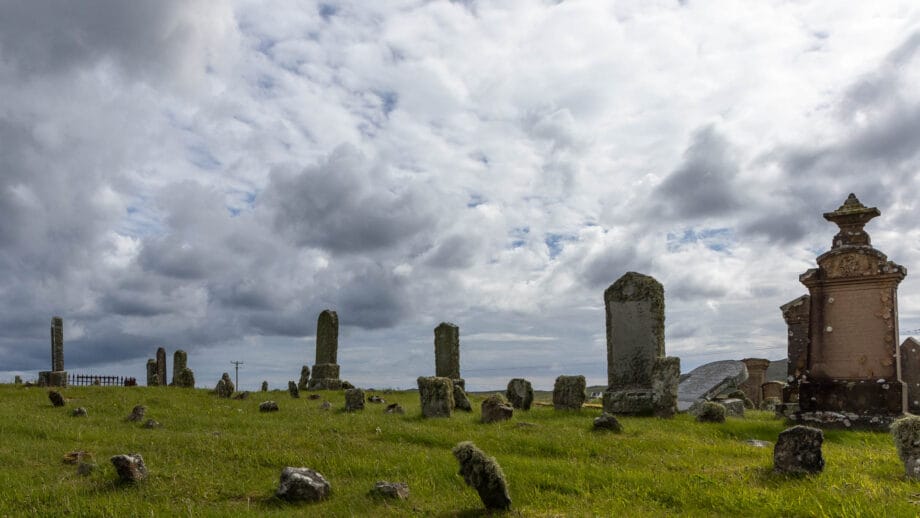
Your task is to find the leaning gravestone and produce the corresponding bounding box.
[344,388,365,412]
[677,360,748,412]
[452,441,512,510]
[453,384,472,412]
[417,376,454,418]
[48,390,65,407]
[506,378,534,410]
[297,365,311,391]
[309,310,342,390]
[553,375,586,410]
[603,272,680,417]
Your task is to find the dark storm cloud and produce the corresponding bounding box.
[266,144,436,254]
[335,262,412,329]
[652,126,742,220]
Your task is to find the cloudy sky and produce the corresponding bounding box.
[2,1,919,391]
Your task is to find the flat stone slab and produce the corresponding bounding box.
[677,360,748,411]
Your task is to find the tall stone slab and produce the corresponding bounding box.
[48,316,67,387]
[901,337,920,413]
[146,359,158,387]
[310,310,342,389]
[602,272,680,417]
[172,350,187,386]
[434,322,461,381]
[156,347,167,387]
[739,358,770,408]
[795,194,907,429]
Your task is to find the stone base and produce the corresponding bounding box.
[38,371,51,387]
[794,378,905,430]
[49,371,68,387]
[311,363,340,380]
[604,357,679,418]
[308,378,343,390]
[791,410,901,430]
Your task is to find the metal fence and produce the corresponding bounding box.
[68,374,137,387]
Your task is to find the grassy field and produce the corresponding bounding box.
[1,384,918,517]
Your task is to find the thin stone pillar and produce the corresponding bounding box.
[172,350,187,386]
[156,347,167,386]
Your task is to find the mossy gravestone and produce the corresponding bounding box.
[603,272,679,417]
[506,378,533,410]
[452,441,511,510]
[553,375,586,410]
[417,376,454,418]
[891,415,920,479]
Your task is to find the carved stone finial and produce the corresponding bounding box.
[822,193,880,249]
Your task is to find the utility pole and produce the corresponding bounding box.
[230,361,244,390]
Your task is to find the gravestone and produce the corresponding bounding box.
[553,375,586,410]
[739,358,770,408]
[344,388,365,411]
[602,273,680,417]
[900,337,920,413]
[288,381,300,398]
[773,425,824,474]
[171,350,187,386]
[506,378,534,410]
[417,376,454,418]
[452,441,512,510]
[794,194,907,429]
[434,323,462,387]
[309,310,342,390]
[677,360,748,411]
[481,394,513,423]
[297,365,311,391]
[47,316,67,386]
[155,347,167,387]
[145,359,158,387]
[261,381,269,392]
[174,367,195,388]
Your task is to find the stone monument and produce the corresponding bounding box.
[602,272,680,417]
[739,358,770,408]
[309,310,342,390]
[434,322,464,389]
[793,194,908,429]
[155,347,167,387]
[146,359,158,386]
[39,317,68,387]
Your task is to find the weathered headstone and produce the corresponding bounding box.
[506,378,533,410]
[794,194,907,429]
[276,467,330,502]
[553,375,586,410]
[48,390,65,407]
[14,375,22,384]
[215,373,234,398]
[900,337,920,413]
[780,295,810,413]
[297,365,311,391]
[891,415,920,479]
[434,323,462,387]
[677,360,748,411]
[720,398,745,417]
[417,376,454,418]
[47,316,67,387]
[111,453,148,483]
[174,367,195,388]
[309,310,342,390]
[739,358,770,408]
[773,425,824,474]
[603,273,680,417]
[453,384,472,412]
[344,388,365,411]
[155,347,167,387]
[452,441,511,510]
[481,394,513,423]
[171,350,187,386]
[761,381,784,406]
[146,359,158,387]
[288,381,300,398]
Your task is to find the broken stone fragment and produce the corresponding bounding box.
[369,481,409,500]
[71,407,87,417]
[695,401,726,423]
[110,453,148,483]
[481,394,513,424]
[384,403,405,414]
[593,412,622,432]
[276,467,331,502]
[259,400,279,412]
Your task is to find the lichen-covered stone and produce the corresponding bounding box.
[344,388,365,411]
[481,394,513,423]
[288,381,300,399]
[146,359,158,387]
[171,349,188,386]
[593,412,622,432]
[259,400,279,412]
[773,425,824,475]
[696,401,726,423]
[453,384,472,412]
[215,373,234,398]
[174,367,195,388]
[276,467,330,502]
[553,375,586,410]
[761,396,781,411]
[369,481,409,500]
[297,365,311,391]
[126,405,146,422]
[48,390,65,407]
[434,322,461,379]
[110,453,148,483]
[71,407,87,417]
[452,441,511,510]
[418,376,454,418]
[720,398,745,417]
[723,389,755,409]
[506,378,533,410]
[891,415,920,479]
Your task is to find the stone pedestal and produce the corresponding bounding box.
[739,358,770,408]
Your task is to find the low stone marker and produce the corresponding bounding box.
[695,402,726,423]
[506,378,533,410]
[174,367,195,388]
[288,381,300,398]
[369,481,409,500]
[593,412,622,432]
[71,407,87,417]
[14,375,22,384]
[553,375,586,410]
[142,419,161,429]
[261,381,269,392]
[481,394,513,423]
[48,390,65,407]
[344,388,365,411]
[452,441,511,510]
[677,360,748,411]
[297,365,311,391]
[773,425,824,475]
[259,401,279,412]
[276,467,330,502]
[126,405,146,422]
[417,376,454,418]
[111,453,148,483]
[891,415,920,479]
[761,381,784,407]
[215,373,234,398]
[453,384,472,412]
[368,395,384,404]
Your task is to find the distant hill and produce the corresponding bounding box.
[765,358,787,382]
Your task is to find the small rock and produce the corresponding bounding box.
[48,390,65,407]
[367,395,385,404]
[126,405,146,422]
[369,481,409,500]
[142,419,161,429]
[232,391,250,400]
[696,401,726,423]
[593,412,622,432]
[320,401,332,410]
[481,394,513,424]
[345,388,365,412]
[71,407,88,417]
[110,453,148,483]
[77,462,96,476]
[515,422,537,428]
[773,425,824,475]
[385,403,405,414]
[259,400,279,412]
[308,394,321,400]
[276,467,331,502]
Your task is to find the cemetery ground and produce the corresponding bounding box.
[1,386,918,517]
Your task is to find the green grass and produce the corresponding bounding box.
[1,385,918,517]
